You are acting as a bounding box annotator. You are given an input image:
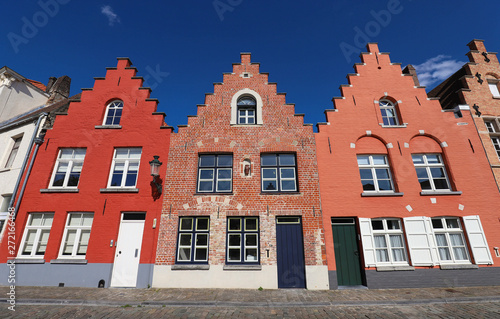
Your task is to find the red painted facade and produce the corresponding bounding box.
[0,58,171,288]
[315,43,500,288]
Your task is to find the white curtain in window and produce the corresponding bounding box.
[390,235,405,261]
[450,234,467,260]
[374,236,388,262]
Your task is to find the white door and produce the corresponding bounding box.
[110,214,145,287]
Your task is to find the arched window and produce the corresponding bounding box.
[486,75,500,98]
[103,100,123,126]
[237,96,256,124]
[379,99,399,126]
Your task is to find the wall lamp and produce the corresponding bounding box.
[149,155,163,195]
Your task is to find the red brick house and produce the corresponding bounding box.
[153,53,328,289]
[0,58,171,288]
[429,39,500,191]
[315,43,500,289]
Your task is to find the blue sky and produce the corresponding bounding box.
[2,0,499,131]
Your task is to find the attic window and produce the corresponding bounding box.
[237,97,256,124]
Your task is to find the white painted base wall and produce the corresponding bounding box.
[152,265,330,290]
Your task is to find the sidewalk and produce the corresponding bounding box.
[1,285,499,307]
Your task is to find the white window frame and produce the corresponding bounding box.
[49,148,86,188]
[357,155,394,193]
[226,217,259,264]
[371,219,408,265]
[261,154,298,192]
[379,100,399,126]
[4,135,23,169]
[102,100,124,126]
[412,154,451,191]
[18,213,54,258]
[237,96,256,125]
[484,119,500,160]
[431,217,470,264]
[107,148,142,188]
[176,217,210,263]
[58,213,94,259]
[488,81,500,98]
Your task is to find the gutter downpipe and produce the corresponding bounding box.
[8,112,48,220]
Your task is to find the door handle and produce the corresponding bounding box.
[354,251,359,256]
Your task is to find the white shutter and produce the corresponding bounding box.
[359,218,376,267]
[463,215,493,265]
[403,217,438,266]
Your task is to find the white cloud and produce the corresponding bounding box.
[101,5,120,26]
[414,55,465,87]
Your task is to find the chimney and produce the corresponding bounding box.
[46,77,57,92]
[46,76,71,105]
[403,64,420,87]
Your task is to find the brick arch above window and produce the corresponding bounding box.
[409,135,442,153]
[230,89,263,125]
[356,136,388,154]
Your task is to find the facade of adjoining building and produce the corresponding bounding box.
[0,58,171,288]
[429,39,500,192]
[153,53,328,289]
[0,67,70,239]
[315,43,500,289]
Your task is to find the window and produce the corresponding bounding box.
[49,149,86,188]
[197,154,232,193]
[431,217,469,263]
[379,100,399,126]
[0,195,12,233]
[371,219,407,264]
[237,96,256,124]
[484,120,500,159]
[19,213,54,257]
[108,148,142,188]
[226,217,259,264]
[261,154,297,192]
[4,136,22,168]
[103,100,123,125]
[412,154,451,191]
[357,155,394,192]
[59,213,93,258]
[488,82,500,98]
[176,217,210,263]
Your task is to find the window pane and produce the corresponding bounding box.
[438,247,451,260]
[281,180,296,191]
[359,169,373,180]
[453,247,468,260]
[392,249,405,262]
[218,169,232,179]
[199,156,215,167]
[228,234,240,246]
[217,155,232,167]
[77,230,91,255]
[245,218,258,231]
[56,162,69,173]
[217,181,231,191]
[446,219,459,229]
[228,218,241,231]
[426,155,440,164]
[262,168,277,179]
[200,169,214,180]
[228,248,240,261]
[36,230,50,255]
[361,180,375,191]
[247,117,255,124]
[195,248,208,261]
[415,168,428,179]
[115,149,129,159]
[433,178,449,190]
[280,168,295,179]
[31,214,43,226]
[178,248,191,261]
[245,248,258,261]
[377,180,392,191]
[374,235,387,248]
[412,155,424,164]
[196,218,209,231]
[430,167,445,178]
[52,173,66,187]
[375,169,389,179]
[386,220,400,230]
[68,214,82,226]
[179,234,192,246]
[372,156,386,165]
[261,154,277,166]
[180,218,193,231]
[357,155,370,165]
[63,229,77,255]
[245,234,257,246]
[279,154,295,166]
[371,220,384,230]
[449,234,464,246]
[432,219,443,229]
[196,234,208,246]
[125,171,138,187]
[198,181,213,192]
[389,235,403,247]
[263,181,277,191]
[22,230,37,254]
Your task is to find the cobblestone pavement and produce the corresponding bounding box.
[0,286,499,318]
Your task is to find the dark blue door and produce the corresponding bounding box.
[276,217,306,288]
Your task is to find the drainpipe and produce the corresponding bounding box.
[8,112,48,220]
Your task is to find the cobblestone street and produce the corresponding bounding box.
[1,286,499,318]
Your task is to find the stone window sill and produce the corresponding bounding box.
[194,192,233,196]
[379,123,408,128]
[223,265,262,271]
[100,188,139,193]
[50,259,88,264]
[260,192,301,195]
[361,192,404,197]
[95,125,122,129]
[420,191,462,196]
[40,188,79,193]
[376,266,414,272]
[13,258,45,264]
[171,264,210,270]
[440,264,478,270]
[230,124,263,127]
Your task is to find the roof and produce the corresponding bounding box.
[25,79,47,91]
[427,66,467,109]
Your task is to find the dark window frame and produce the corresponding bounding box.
[175,216,210,264]
[196,154,233,193]
[226,217,260,265]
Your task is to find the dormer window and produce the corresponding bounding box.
[379,100,399,126]
[237,97,256,124]
[103,100,123,126]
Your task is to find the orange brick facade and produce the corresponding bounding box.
[0,58,171,288]
[153,53,328,289]
[316,43,500,289]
